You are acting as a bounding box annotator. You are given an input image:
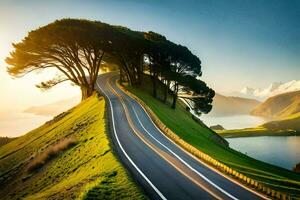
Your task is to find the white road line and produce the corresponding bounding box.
[121,95,239,200]
[123,85,268,200]
[96,79,167,200]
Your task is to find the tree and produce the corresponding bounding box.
[144,31,171,98]
[6,19,113,100]
[162,44,202,109]
[178,75,215,115]
[108,26,146,86]
[6,18,215,115]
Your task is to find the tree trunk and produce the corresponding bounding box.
[171,93,177,109]
[128,73,134,86]
[137,70,141,86]
[163,80,168,103]
[152,76,157,98]
[152,67,158,98]
[81,86,93,101]
[136,55,144,86]
[120,67,124,85]
[171,83,178,109]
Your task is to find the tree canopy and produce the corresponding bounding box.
[7,19,115,99]
[6,18,214,115]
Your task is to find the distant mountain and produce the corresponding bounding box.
[208,93,261,117]
[237,80,300,100]
[0,136,15,147]
[251,90,300,119]
[24,96,80,116]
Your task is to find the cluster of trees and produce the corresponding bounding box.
[6,19,214,115]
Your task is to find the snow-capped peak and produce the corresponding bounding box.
[240,87,254,94]
[238,80,300,100]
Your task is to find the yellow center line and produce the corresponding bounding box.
[104,76,225,200]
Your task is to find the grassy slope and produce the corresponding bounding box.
[217,127,299,138]
[262,113,300,131]
[125,76,300,197]
[0,94,146,200]
[218,112,300,138]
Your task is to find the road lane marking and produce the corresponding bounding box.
[96,78,167,200]
[111,74,268,200]
[121,89,269,200]
[129,101,239,200]
[106,77,228,199]
[107,76,240,200]
[110,85,223,200]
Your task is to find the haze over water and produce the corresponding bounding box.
[201,114,267,130]
[0,111,51,137]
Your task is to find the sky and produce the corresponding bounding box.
[0,0,299,111]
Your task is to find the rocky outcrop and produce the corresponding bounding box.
[210,124,226,130]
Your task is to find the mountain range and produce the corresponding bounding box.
[236,80,300,100]
[24,96,80,116]
[25,93,260,118]
[208,93,260,117]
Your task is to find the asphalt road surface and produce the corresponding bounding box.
[96,72,265,200]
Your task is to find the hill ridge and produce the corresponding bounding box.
[208,93,260,117]
[251,90,300,119]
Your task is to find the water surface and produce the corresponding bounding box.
[227,136,300,170]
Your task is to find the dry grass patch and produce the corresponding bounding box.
[28,137,77,172]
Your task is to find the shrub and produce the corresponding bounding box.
[294,162,300,173]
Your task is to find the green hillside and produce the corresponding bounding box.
[125,76,300,198]
[0,94,146,200]
[218,126,299,138]
[262,113,300,131]
[251,90,300,119]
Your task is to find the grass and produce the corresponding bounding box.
[217,127,299,138]
[262,114,300,131]
[0,93,146,200]
[125,75,300,198]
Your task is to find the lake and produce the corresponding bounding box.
[201,114,300,170]
[227,136,300,170]
[201,114,266,130]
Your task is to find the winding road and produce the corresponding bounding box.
[96,72,266,200]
